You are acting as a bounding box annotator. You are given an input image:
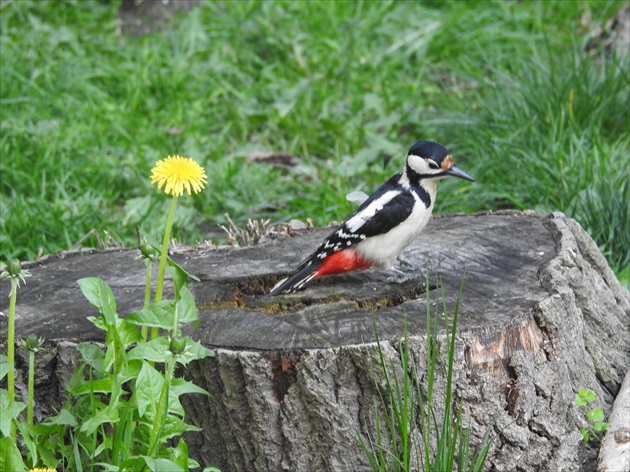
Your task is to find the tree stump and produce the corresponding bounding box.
[2,211,628,471]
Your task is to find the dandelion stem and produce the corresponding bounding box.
[148,355,176,457]
[27,349,35,426]
[6,276,19,441]
[152,195,177,340]
[141,262,152,341]
[7,277,17,406]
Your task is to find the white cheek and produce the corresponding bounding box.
[407,154,431,174]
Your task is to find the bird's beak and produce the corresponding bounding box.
[446,165,475,182]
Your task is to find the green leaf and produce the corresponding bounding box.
[170,438,190,471]
[587,407,605,422]
[176,285,198,324]
[594,421,610,432]
[176,337,215,366]
[136,362,164,418]
[143,456,186,472]
[0,389,26,437]
[171,377,210,398]
[579,427,590,442]
[127,337,171,364]
[146,236,199,285]
[168,378,210,416]
[126,300,177,329]
[80,381,123,435]
[0,436,27,472]
[573,394,587,407]
[578,388,596,403]
[77,342,105,368]
[167,264,189,294]
[117,455,185,472]
[0,359,13,381]
[72,376,113,396]
[78,277,118,325]
[117,318,143,347]
[44,408,78,427]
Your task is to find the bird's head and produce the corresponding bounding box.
[405,140,475,183]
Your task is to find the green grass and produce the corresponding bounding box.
[0,0,627,274]
[358,276,492,471]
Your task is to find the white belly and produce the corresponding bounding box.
[355,192,434,268]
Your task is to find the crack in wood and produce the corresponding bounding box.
[268,350,303,403]
[196,275,433,315]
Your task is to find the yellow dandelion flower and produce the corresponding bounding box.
[150,155,207,197]
[28,468,57,472]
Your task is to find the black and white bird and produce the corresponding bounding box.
[269,140,474,296]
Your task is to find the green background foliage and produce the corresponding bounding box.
[1,0,627,274]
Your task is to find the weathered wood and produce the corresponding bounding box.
[598,370,630,472]
[1,211,628,471]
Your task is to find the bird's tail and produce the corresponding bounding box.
[268,262,321,296]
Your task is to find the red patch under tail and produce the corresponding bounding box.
[314,250,374,278]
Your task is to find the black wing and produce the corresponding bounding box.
[295,174,416,270]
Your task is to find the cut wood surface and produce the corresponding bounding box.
[1,211,628,471]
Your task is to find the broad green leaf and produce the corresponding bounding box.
[143,456,186,472]
[587,407,605,422]
[80,381,123,435]
[72,377,113,396]
[117,454,185,472]
[0,436,27,472]
[168,378,210,417]
[116,318,143,347]
[126,300,177,329]
[171,377,210,398]
[176,338,215,365]
[146,236,199,285]
[121,358,143,381]
[90,316,142,349]
[0,360,13,381]
[166,254,200,283]
[176,285,198,324]
[136,362,164,418]
[167,264,189,294]
[158,415,190,442]
[44,408,78,427]
[578,388,596,403]
[594,421,610,432]
[78,277,117,325]
[573,394,587,407]
[170,438,190,471]
[81,405,120,436]
[77,342,105,367]
[127,337,171,363]
[0,390,26,437]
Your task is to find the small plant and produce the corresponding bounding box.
[574,388,610,443]
[19,335,44,427]
[1,155,220,471]
[358,276,492,471]
[0,259,31,442]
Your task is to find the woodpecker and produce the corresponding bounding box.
[269,140,475,296]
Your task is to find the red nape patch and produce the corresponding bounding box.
[315,250,374,278]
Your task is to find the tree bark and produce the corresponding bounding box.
[2,211,628,471]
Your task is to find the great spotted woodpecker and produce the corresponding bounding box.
[269,140,475,296]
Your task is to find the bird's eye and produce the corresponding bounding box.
[428,160,439,170]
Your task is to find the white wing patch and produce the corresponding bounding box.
[346,191,370,205]
[346,190,401,233]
